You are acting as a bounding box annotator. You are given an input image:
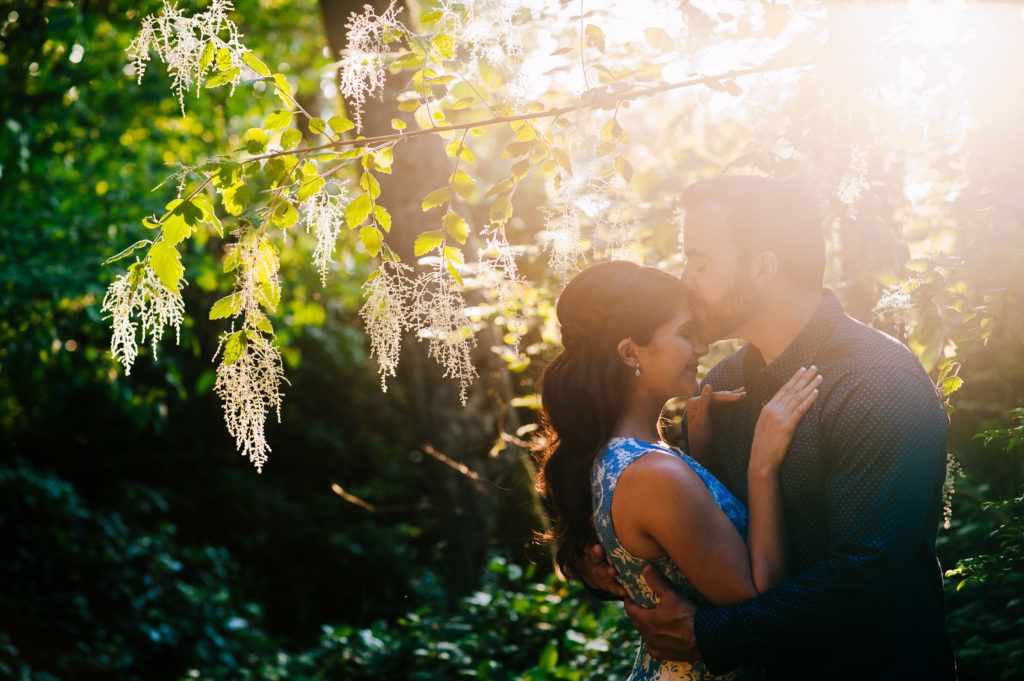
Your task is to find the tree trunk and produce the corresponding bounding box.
[318,0,541,600]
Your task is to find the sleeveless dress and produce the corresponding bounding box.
[591,437,759,681]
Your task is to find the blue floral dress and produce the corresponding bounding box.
[591,437,758,680]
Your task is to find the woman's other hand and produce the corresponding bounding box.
[686,384,747,463]
[750,366,822,472]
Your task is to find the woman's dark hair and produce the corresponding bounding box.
[534,260,687,579]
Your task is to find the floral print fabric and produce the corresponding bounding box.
[591,437,756,681]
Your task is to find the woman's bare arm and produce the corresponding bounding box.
[612,368,821,603]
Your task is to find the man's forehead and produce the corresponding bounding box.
[683,200,734,250]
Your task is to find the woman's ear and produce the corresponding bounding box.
[616,337,640,371]
[750,250,779,287]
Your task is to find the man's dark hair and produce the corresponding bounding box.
[680,175,826,288]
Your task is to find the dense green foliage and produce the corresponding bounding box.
[2,1,1024,680]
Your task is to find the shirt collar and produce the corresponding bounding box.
[741,289,844,389]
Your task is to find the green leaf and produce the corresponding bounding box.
[452,96,474,110]
[360,225,383,256]
[127,262,145,294]
[601,118,625,142]
[373,148,393,173]
[615,156,633,183]
[148,241,184,291]
[272,202,299,229]
[445,140,475,163]
[264,109,292,131]
[308,117,326,135]
[443,245,464,265]
[421,187,451,211]
[390,118,407,131]
[397,99,420,112]
[420,10,443,24]
[209,293,243,320]
[502,141,533,158]
[432,34,456,59]
[205,67,239,88]
[251,310,274,334]
[222,330,247,365]
[360,172,381,200]
[215,47,232,71]
[489,197,513,224]
[161,213,192,246]
[328,116,354,135]
[374,205,392,232]
[585,24,605,53]
[211,161,242,188]
[297,174,325,202]
[941,376,964,396]
[199,42,215,72]
[414,230,445,256]
[280,128,302,150]
[162,199,203,245]
[644,27,674,52]
[102,239,152,266]
[390,53,425,71]
[553,147,573,175]
[443,212,469,244]
[509,159,530,182]
[244,127,269,154]
[514,123,537,142]
[538,641,559,673]
[222,182,251,217]
[450,169,475,198]
[273,73,294,105]
[345,193,374,229]
[243,51,271,76]
[447,260,463,286]
[485,179,514,199]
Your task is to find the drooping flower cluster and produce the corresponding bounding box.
[411,271,478,405]
[210,226,289,472]
[303,188,348,286]
[101,264,185,375]
[128,0,245,113]
[213,328,287,474]
[452,0,523,66]
[477,224,529,349]
[338,1,403,131]
[873,284,915,337]
[359,260,414,392]
[599,199,644,264]
[542,183,585,283]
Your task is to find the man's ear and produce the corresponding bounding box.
[750,250,779,287]
[616,337,640,371]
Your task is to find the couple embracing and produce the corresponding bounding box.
[535,176,957,680]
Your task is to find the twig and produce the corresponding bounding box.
[330,482,427,512]
[421,442,497,490]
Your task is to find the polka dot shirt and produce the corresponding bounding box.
[690,290,956,681]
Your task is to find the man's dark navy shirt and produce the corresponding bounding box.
[692,291,956,680]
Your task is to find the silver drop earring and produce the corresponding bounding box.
[635,362,641,377]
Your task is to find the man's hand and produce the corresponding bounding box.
[576,542,627,599]
[624,565,700,661]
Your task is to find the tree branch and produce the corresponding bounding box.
[234,59,813,166]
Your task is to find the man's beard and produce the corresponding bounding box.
[689,275,758,342]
